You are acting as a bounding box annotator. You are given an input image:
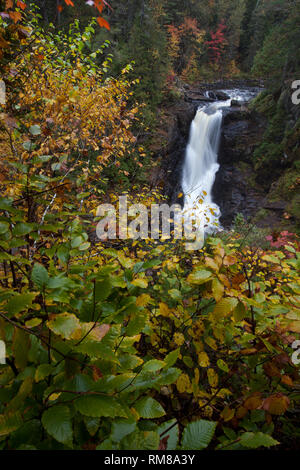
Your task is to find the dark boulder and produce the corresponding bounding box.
[214,90,230,101]
[185,93,214,103]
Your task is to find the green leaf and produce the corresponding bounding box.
[95,278,112,302]
[120,430,160,450]
[181,419,217,450]
[142,359,165,373]
[233,301,247,321]
[0,198,13,211]
[240,432,279,449]
[47,313,80,339]
[74,396,127,418]
[6,293,35,317]
[83,417,100,437]
[75,324,120,361]
[158,419,179,450]
[0,222,9,235]
[156,367,181,386]
[168,289,182,301]
[187,269,213,285]
[217,359,229,373]
[22,141,32,151]
[31,263,49,289]
[12,222,34,236]
[29,125,41,136]
[57,246,70,264]
[12,328,30,369]
[51,162,61,172]
[33,154,52,163]
[134,397,165,419]
[164,349,180,368]
[6,377,33,413]
[35,364,53,382]
[126,311,147,336]
[79,242,91,251]
[213,298,238,318]
[261,254,281,264]
[111,418,137,442]
[42,405,73,446]
[0,412,23,437]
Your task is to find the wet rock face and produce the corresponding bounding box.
[213,107,268,226]
[213,165,264,227]
[219,108,267,165]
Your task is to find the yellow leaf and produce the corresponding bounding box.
[174,332,185,346]
[159,302,170,317]
[204,257,219,272]
[136,294,152,307]
[207,368,218,387]
[212,278,224,302]
[48,392,61,401]
[131,278,148,288]
[176,373,191,393]
[198,351,210,368]
[205,337,217,351]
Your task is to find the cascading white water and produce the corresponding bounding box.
[182,103,224,236]
[182,88,262,240]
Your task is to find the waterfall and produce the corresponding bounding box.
[182,104,223,238]
[181,88,262,243]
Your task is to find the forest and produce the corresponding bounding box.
[0,0,299,452]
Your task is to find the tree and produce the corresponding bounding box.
[205,20,227,66]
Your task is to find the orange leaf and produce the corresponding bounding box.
[263,393,290,415]
[94,0,104,13]
[281,375,293,387]
[96,16,110,30]
[5,0,13,9]
[244,393,263,410]
[57,4,63,12]
[9,11,22,23]
[16,1,26,10]
[64,0,74,6]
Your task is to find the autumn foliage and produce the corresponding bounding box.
[205,21,227,65]
[0,6,299,452]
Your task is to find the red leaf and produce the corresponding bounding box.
[158,435,169,450]
[94,0,104,13]
[96,16,110,30]
[16,1,26,10]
